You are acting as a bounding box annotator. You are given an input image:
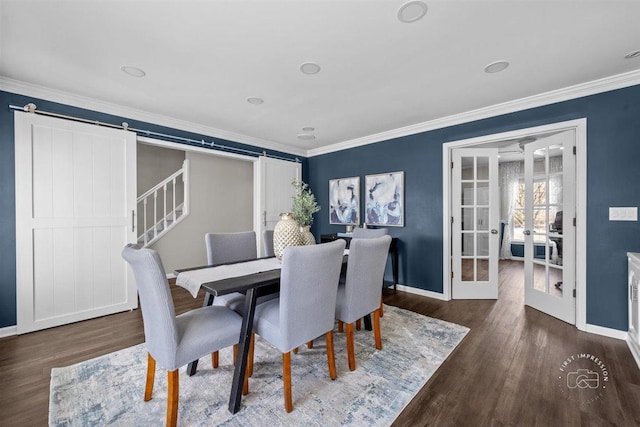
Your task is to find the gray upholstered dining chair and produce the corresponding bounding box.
[121,244,242,427]
[350,227,390,320]
[204,231,257,368]
[351,227,389,238]
[262,229,275,257]
[250,239,346,412]
[335,235,391,371]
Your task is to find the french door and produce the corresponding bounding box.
[523,132,575,324]
[452,148,500,299]
[15,113,137,333]
[255,156,301,257]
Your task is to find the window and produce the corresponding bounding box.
[512,179,547,243]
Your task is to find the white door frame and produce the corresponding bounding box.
[442,118,587,331]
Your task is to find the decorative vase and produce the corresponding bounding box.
[299,225,316,245]
[273,212,302,259]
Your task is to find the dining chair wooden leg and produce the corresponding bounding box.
[379,296,384,318]
[211,351,219,368]
[346,322,356,371]
[325,331,337,380]
[282,351,293,413]
[233,344,238,366]
[144,353,156,401]
[167,369,179,427]
[248,333,255,377]
[242,366,250,396]
[338,320,344,333]
[293,347,299,354]
[355,319,361,331]
[373,309,382,350]
[307,340,313,349]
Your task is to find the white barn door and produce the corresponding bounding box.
[255,156,301,256]
[15,113,137,334]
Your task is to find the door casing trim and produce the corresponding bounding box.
[442,118,587,331]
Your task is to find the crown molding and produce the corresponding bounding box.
[306,69,640,157]
[0,77,307,158]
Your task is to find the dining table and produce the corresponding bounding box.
[174,253,350,414]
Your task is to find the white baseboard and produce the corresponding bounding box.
[394,284,450,301]
[0,325,17,338]
[585,323,627,340]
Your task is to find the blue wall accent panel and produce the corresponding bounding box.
[0,90,302,328]
[308,84,640,331]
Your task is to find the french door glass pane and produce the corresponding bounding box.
[462,208,475,231]
[462,182,474,204]
[462,234,474,256]
[477,182,489,205]
[477,259,489,281]
[462,259,474,281]
[477,208,489,230]
[477,233,489,256]
[477,157,489,179]
[462,157,474,179]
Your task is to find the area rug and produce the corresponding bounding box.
[49,305,469,426]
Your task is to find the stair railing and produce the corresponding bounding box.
[137,159,190,247]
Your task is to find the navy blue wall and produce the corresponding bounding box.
[0,90,304,328]
[308,84,640,331]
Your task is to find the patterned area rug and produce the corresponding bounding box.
[49,305,468,426]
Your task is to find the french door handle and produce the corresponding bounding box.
[523,230,531,236]
[491,229,498,234]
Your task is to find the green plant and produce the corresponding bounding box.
[291,179,320,227]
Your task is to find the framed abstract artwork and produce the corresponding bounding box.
[364,171,404,227]
[329,177,360,225]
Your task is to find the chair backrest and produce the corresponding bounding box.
[279,239,346,348]
[121,244,178,368]
[205,231,257,265]
[351,227,389,239]
[262,229,275,257]
[343,235,392,322]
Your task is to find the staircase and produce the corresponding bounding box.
[137,159,189,247]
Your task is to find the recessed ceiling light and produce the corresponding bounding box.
[397,1,428,23]
[297,134,316,141]
[246,97,264,105]
[300,62,321,75]
[625,50,640,59]
[121,65,146,77]
[302,127,315,132]
[484,60,510,73]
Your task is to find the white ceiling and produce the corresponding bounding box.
[2,1,640,157]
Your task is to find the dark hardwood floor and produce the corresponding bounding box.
[1,260,639,426]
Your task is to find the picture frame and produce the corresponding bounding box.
[364,171,404,227]
[329,177,360,225]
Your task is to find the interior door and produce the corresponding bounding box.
[452,148,500,299]
[523,132,575,324]
[255,156,301,256]
[15,112,137,334]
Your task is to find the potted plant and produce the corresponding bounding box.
[291,179,321,245]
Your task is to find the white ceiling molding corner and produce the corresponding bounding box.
[0,76,307,158]
[306,69,640,158]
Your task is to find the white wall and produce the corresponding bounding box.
[151,151,253,272]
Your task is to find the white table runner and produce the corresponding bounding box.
[176,258,283,298]
[175,249,349,298]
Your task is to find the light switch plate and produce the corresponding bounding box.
[609,207,638,221]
